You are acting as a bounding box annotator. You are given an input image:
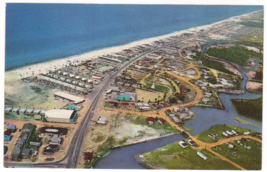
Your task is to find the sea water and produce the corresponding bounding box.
[5,4,263,71]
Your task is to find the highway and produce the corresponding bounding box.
[4,45,169,168]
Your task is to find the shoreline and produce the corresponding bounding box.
[5,10,262,80]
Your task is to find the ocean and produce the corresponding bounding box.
[5,4,263,71]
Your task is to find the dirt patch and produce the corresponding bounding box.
[135,89,165,102]
[91,131,107,143]
[246,81,262,90]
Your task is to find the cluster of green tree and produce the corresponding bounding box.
[231,97,262,121]
[25,126,42,148]
[253,71,263,81]
[30,86,42,94]
[192,51,235,75]
[206,72,217,84]
[206,46,263,66]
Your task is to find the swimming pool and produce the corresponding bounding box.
[66,105,80,110]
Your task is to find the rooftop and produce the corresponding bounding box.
[45,109,75,119]
[54,91,85,104]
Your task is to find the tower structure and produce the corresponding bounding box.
[151,70,156,89]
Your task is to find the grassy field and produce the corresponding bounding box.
[212,140,262,170]
[192,52,235,75]
[141,142,238,169]
[144,75,172,93]
[125,114,179,134]
[231,97,262,121]
[194,125,253,143]
[206,46,263,66]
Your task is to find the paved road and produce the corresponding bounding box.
[4,45,169,168]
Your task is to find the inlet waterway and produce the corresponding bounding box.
[94,42,262,169]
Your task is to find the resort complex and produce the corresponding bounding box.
[4,5,263,170]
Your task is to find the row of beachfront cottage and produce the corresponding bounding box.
[4,106,46,115]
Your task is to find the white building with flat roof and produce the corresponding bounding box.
[45,109,77,123]
[54,91,85,104]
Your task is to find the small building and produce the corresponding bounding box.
[197,151,207,160]
[25,109,34,114]
[11,108,20,113]
[19,108,27,114]
[7,124,16,132]
[33,109,41,115]
[40,110,46,115]
[49,137,62,145]
[97,117,108,125]
[22,123,35,133]
[139,106,150,111]
[222,132,229,137]
[4,131,12,141]
[244,131,250,135]
[4,107,12,113]
[121,102,130,108]
[45,109,77,123]
[147,117,154,125]
[11,144,23,160]
[158,118,166,124]
[228,144,235,149]
[84,152,93,161]
[21,148,32,159]
[92,75,103,80]
[178,141,188,148]
[43,145,60,155]
[30,142,41,147]
[54,91,85,104]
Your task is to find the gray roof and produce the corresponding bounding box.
[11,108,20,112]
[40,110,46,114]
[7,124,16,129]
[21,148,31,155]
[33,109,41,114]
[12,144,23,156]
[22,123,34,133]
[50,137,61,143]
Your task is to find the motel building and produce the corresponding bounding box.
[45,109,77,123]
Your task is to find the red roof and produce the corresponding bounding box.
[165,101,170,104]
[159,118,166,123]
[4,130,12,136]
[152,104,157,107]
[123,49,132,52]
[108,101,116,104]
[166,109,171,112]
[131,103,135,106]
[84,152,93,160]
[175,97,180,100]
[121,102,129,106]
[147,117,154,122]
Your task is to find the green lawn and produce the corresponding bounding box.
[194,125,254,143]
[143,75,172,93]
[206,46,263,66]
[212,140,262,170]
[231,97,262,121]
[141,142,238,169]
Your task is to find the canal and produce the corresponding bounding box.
[95,41,262,169]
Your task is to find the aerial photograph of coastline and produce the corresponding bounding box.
[3,3,264,170]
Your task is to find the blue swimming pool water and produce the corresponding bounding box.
[67,105,80,110]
